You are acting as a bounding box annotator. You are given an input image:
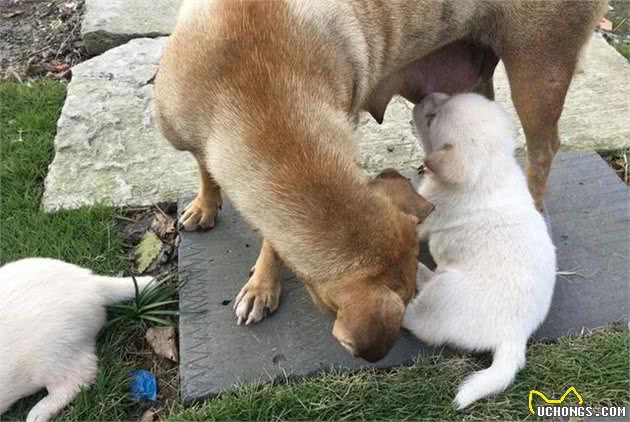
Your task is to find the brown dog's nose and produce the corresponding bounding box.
[359,346,389,363]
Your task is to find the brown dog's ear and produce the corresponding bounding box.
[332,283,404,362]
[369,169,434,223]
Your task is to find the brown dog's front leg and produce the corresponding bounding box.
[233,239,283,325]
[503,57,574,209]
[179,158,222,231]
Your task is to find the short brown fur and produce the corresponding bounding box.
[155,0,606,361]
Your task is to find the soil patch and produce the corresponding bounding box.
[0,0,86,81]
[114,203,181,417]
[601,150,629,185]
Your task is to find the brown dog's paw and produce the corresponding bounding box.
[233,266,281,325]
[179,195,221,231]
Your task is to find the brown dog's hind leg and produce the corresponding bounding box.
[503,55,575,209]
[233,239,283,325]
[180,158,222,231]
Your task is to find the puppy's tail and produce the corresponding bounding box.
[91,274,155,305]
[453,342,526,409]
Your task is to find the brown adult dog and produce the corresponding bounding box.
[154,0,605,361]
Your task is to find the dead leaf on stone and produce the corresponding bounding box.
[135,232,163,274]
[3,10,25,18]
[146,326,179,362]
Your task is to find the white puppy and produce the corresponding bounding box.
[403,93,556,409]
[0,258,153,422]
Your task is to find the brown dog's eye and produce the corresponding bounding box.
[426,112,436,127]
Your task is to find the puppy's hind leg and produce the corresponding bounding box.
[180,157,223,231]
[402,269,463,345]
[26,352,96,422]
[234,239,283,325]
[26,384,83,422]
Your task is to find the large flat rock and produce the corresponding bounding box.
[177,151,629,400]
[82,0,177,56]
[42,38,194,211]
[43,33,630,211]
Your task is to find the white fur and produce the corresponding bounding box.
[403,93,556,409]
[0,258,153,422]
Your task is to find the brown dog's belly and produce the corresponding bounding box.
[367,41,499,123]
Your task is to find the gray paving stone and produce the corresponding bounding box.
[82,0,177,56]
[534,151,630,339]
[177,151,630,400]
[43,33,629,211]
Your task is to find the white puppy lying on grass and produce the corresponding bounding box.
[0,258,154,422]
[403,93,556,409]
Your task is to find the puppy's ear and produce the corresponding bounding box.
[332,283,404,362]
[424,143,466,184]
[370,169,434,223]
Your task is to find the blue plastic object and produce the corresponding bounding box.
[129,369,157,401]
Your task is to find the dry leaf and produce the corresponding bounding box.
[140,409,155,422]
[151,213,175,237]
[135,233,162,273]
[146,326,179,362]
[2,10,25,18]
[598,18,613,32]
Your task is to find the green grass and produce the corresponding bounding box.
[1,80,629,422]
[614,43,630,60]
[0,81,139,421]
[0,81,125,273]
[170,330,629,421]
[109,273,181,327]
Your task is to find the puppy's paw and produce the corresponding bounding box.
[233,266,281,325]
[179,194,221,231]
[453,382,479,410]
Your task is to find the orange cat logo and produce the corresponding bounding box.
[528,386,584,414]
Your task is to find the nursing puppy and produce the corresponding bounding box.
[403,93,556,409]
[0,258,154,422]
[155,0,601,360]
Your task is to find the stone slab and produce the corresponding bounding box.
[43,33,630,211]
[82,0,177,56]
[42,38,198,211]
[493,33,630,151]
[177,151,630,400]
[534,151,630,339]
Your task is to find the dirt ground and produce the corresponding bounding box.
[2,0,629,82]
[0,0,85,81]
[606,0,630,41]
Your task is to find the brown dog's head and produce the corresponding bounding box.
[368,169,434,222]
[327,169,433,362]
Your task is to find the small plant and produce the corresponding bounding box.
[109,273,180,327]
